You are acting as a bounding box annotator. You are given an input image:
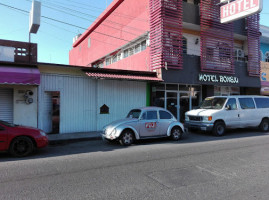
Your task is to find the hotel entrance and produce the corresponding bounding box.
[152,84,202,123]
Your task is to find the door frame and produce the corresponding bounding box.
[165,91,191,121]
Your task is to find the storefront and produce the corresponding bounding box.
[0,64,40,127]
[151,64,261,122]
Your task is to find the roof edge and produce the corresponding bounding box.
[72,0,124,48]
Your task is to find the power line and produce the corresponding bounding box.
[0,3,125,48]
[24,0,142,37]
[0,2,131,43]
[35,0,147,32]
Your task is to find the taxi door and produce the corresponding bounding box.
[138,110,159,137]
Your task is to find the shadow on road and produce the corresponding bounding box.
[0,128,268,162]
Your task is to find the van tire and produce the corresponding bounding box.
[259,119,269,132]
[213,121,226,136]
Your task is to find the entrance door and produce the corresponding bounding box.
[166,92,178,120]
[179,92,190,123]
[42,92,53,133]
[42,91,60,134]
[166,92,191,122]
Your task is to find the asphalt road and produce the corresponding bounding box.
[1,129,269,200]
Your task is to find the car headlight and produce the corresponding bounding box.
[185,115,189,121]
[40,130,47,136]
[203,116,212,121]
[110,128,116,136]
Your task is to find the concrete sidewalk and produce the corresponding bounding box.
[48,131,102,145]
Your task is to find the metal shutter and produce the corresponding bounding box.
[0,88,13,123]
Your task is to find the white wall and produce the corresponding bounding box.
[39,73,147,133]
[13,86,38,127]
[183,33,200,56]
[96,80,146,130]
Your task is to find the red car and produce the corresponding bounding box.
[0,120,48,157]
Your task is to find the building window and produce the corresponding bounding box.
[129,47,134,56]
[123,49,129,58]
[206,47,214,61]
[117,53,121,61]
[135,44,141,53]
[112,55,117,63]
[106,58,111,66]
[141,40,146,51]
[218,43,230,62]
[182,37,187,54]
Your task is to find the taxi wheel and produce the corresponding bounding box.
[259,119,269,132]
[119,130,134,146]
[9,136,34,157]
[213,121,226,136]
[170,127,182,141]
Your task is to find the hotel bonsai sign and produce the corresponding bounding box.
[199,74,239,84]
[220,0,263,23]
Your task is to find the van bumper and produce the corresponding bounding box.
[185,121,214,132]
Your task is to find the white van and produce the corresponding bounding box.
[184,95,269,136]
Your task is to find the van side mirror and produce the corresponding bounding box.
[225,105,231,110]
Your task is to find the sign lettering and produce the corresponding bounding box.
[145,122,156,129]
[199,74,239,84]
[220,0,262,23]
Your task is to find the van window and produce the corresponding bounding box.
[225,98,237,110]
[254,98,269,108]
[239,98,255,109]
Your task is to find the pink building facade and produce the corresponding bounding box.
[70,0,261,122]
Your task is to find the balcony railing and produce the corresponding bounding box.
[0,39,37,63]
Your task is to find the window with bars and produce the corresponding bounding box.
[219,43,230,63]
[206,47,214,61]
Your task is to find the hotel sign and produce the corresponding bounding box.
[199,74,239,84]
[220,0,263,23]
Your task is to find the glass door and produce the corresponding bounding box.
[166,92,179,120]
[179,92,190,123]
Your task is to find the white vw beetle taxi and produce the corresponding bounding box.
[102,107,185,145]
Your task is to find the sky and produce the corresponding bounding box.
[0,0,269,65]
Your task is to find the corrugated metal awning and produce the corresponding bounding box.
[0,66,40,85]
[85,72,162,82]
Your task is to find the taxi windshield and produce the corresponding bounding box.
[126,109,141,119]
[200,97,227,110]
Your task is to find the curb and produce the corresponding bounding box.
[48,136,102,145]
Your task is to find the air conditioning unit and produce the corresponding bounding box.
[234,49,245,62]
[236,49,245,57]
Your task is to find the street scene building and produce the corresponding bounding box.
[69,0,261,122]
[0,39,161,133]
